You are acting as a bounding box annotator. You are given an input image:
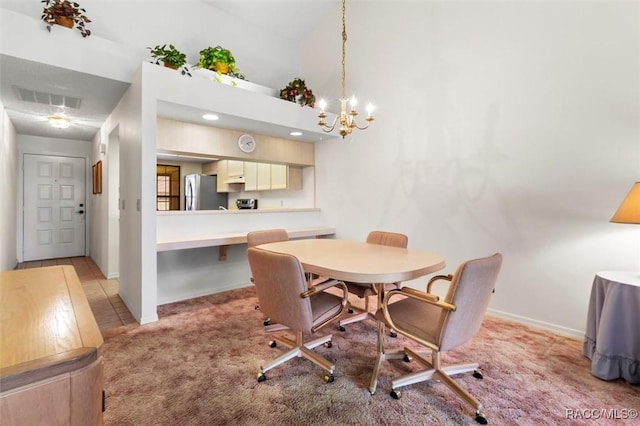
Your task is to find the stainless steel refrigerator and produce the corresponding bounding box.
[184,174,228,210]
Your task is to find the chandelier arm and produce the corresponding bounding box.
[352,121,372,131]
[319,116,339,133]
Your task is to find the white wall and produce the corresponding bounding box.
[0,100,18,270]
[303,1,640,335]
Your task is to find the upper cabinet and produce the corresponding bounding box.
[243,162,302,192]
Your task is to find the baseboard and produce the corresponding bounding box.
[487,308,584,339]
[106,272,119,279]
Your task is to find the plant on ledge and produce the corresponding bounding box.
[196,45,245,80]
[147,44,191,76]
[279,78,316,108]
[41,0,91,37]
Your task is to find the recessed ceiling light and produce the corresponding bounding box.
[290,131,303,136]
[47,114,70,129]
[202,114,219,121]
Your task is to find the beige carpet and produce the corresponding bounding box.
[102,287,639,425]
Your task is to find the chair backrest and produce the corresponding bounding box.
[247,247,314,333]
[436,253,503,351]
[366,231,408,249]
[247,229,289,248]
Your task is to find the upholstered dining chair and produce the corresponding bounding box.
[247,229,289,325]
[339,231,408,335]
[370,253,503,425]
[247,247,349,383]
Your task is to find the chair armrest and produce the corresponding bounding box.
[426,274,453,293]
[301,279,346,297]
[399,287,440,303]
[383,287,456,313]
[303,279,350,333]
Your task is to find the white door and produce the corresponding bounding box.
[23,154,86,261]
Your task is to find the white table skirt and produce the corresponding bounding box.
[582,271,640,384]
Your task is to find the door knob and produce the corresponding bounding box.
[77,210,84,214]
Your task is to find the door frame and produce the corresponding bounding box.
[17,139,92,263]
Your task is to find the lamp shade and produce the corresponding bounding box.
[610,182,640,224]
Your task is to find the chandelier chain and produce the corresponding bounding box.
[341,0,347,100]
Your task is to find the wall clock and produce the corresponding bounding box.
[238,134,256,153]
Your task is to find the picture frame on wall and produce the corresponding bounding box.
[93,161,102,194]
[92,164,97,194]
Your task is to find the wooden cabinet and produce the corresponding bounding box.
[243,161,258,191]
[0,266,104,426]
[270,164,287,190]
[215,160,242,193]
[243,163,302,192]
[228,160,244,177]
[257,163,271,190]
[243,162,271,191]
[287,166,303,191]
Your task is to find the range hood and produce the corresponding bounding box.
[224,175,245,184]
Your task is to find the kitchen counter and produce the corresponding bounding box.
[157,208,320,215]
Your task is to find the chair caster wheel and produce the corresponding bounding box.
[473,370,483,379]
[269,340,277,348]
[348,308,354,314]
[475,414,488,424]
[390,389,401,399]
[389,330,398,338]
[324,374,335,383]
[257,372,266,382]
[263,319,271,326]
[339,326,346,332]
[323,341,333,348]
[403,354,411,363]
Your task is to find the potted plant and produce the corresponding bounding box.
[147,44,191,76]
[197,46,238,75]
[41,0,91,37]
[279,78,316,108]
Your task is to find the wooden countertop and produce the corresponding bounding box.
[0,265,103,391]
[157,225,335,252]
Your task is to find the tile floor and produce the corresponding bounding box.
[16,256,137,333]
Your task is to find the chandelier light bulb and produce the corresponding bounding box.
[366,103,374,117]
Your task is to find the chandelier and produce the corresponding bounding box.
[317,0,374,138]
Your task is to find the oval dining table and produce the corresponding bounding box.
[256,238,446,393]
[257,238,446,284]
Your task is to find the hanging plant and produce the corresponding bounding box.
[41,0,91,38]
[279,78,315,108]
[147,44,191,76]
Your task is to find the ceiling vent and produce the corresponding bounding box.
[14,86,81,109]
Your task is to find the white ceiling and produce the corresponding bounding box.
[0,1,336,142]
[0,54,131,141]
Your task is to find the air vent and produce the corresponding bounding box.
[15,86,81,109]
